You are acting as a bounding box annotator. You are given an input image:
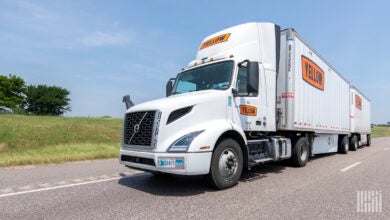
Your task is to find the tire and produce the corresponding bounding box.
[208,138,243,189]
[290,137,309,167]
[350,135,358,151]
[338,136,349,154]
[366,134,371,147]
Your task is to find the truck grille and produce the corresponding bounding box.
[123,111,156,146]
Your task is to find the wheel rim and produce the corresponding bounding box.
[218,148,238,181]
[345,143,349,152]
[300,144,308,161]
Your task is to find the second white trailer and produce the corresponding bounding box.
[350,86,371,148]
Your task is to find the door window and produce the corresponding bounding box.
[236,65,258,97]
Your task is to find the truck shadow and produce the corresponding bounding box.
[240,163,286,182]
[117,172,212,196]
[308,152,337,161]
[117,164,286,196]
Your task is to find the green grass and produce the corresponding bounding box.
[0,115,122,167]
[0,114,389,167]
[371,126,390,138]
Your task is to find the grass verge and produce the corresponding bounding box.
[0,143,119,167]
[371,126,390,138]
[0,114,122,167]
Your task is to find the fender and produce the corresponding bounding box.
[187,119,247,152]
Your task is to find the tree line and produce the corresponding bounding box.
[0,74,71,116]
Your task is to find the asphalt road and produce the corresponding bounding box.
[0,137,389,219]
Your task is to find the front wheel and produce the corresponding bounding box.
[208,138,243,189]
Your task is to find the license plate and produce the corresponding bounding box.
[157,157,184,169]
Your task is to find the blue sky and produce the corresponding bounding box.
[0,0,389,123]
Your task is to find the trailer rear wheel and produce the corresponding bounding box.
[366,134,371,147]
[290,137,309,167]
[338,136,349,154]
[350,135,358,151]
[208,138,243,189]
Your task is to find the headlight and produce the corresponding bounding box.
[168,130,204,152]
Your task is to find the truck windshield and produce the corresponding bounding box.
[172,61,234,95]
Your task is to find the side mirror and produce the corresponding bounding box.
[166,78,175,97]
[122,95,134,110]
[247,62,259,94]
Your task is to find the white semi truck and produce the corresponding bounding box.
[120,22,371,189]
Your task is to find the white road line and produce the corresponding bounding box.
[0,173,146,198]
[0,177,120,198]
[340,161,362,172]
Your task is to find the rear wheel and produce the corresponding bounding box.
[366,134,371,147]
[350,135,358,151]
[290,137,309,167]
[208,138,243,189]
[338,136,349,154]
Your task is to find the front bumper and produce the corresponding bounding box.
[119,149,212,175]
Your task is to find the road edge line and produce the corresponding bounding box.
[340,161,362,172]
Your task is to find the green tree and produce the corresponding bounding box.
[24,85,71,116]
[0,74,26,109]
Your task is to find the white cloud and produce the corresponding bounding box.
[15,0,56,22]
[81,30,135,47]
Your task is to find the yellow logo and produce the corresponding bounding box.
[301,56,325,90]
[239,105,257,116]
[200,33,231,50]
[355,95,362,110]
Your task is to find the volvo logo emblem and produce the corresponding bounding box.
[134,124,140,133]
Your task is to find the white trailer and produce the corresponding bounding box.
[350,86,371,148]
[120,22,371,189]
[277,29,351,155]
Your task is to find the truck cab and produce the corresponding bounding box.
[120,23,282,188]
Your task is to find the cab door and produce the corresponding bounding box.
[232,62,267,132]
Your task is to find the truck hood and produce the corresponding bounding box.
[125,89,230,152]
[127,90,227,113]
